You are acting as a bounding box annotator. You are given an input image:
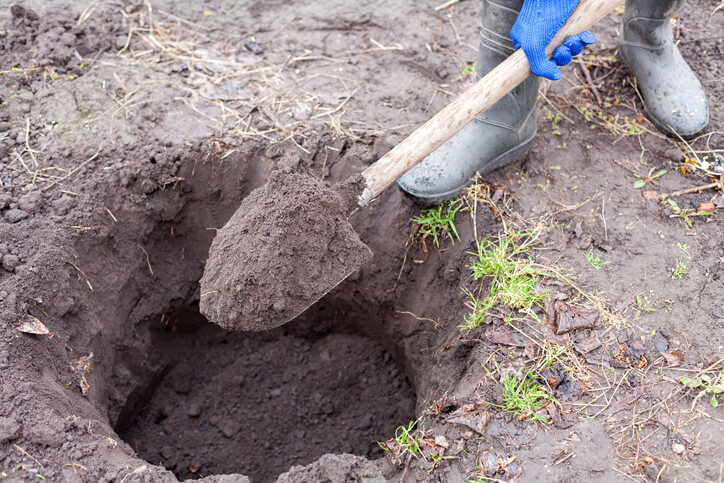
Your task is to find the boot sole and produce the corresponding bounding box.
[400,133,536,204]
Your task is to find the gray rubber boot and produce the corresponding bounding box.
[398,0,538,203]
[620,0,709,138]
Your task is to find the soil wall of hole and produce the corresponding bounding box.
[0,137,488,481]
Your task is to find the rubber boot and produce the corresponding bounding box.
[398,0,538,203]
[619,0,709,138]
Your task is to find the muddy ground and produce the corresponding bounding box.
[0,0,722,482]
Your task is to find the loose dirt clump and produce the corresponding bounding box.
[200,169,372,332]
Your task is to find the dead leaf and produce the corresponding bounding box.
[491,188,505,203]
[612,338,647,368]
[574,335,602,353]
[546,405,572,429]
[541,367,562,388]
[480,448,517,476]
[71,353,94,395]
[419,436,445,458]
[434,435,449,449]
[16,315,51,336]
[446,404,491,435]
[547,301,599,335]
[523,343,536,359]
[575,234,593,250]
[698,202,715,212]
[660,350,684,366]
[432,398,456,415]
[540,315,570,344]
[485,326,528,347]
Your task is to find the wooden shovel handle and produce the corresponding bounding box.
[359,0,621,206]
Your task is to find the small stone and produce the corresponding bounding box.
[672,442,685,454]
[2,254,20,272]
[4,208,28,223]
[172,377,192,395]
[187,402,202,417]
[663,147,683,162]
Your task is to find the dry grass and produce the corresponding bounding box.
[1,0,409,191]
[110,0,401,145]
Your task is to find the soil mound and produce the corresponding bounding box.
[200,169,372,332]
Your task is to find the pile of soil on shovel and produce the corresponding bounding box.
[200,169,371,332]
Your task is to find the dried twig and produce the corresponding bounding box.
[661,180,722,198]
[137,244,154,276]
[434,0,463,10]
[14,444,43,468]
[578,61,602,106]
[42,146,103,192]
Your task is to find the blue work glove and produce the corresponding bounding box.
[510,0,595,81]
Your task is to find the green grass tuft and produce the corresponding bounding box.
[377,420,424,460]
[583,251,607,271]
[672,261,689,279]
[680,373,724,408]
[411,199,463,249]
[461,231,546,330]
[491,366,554,422]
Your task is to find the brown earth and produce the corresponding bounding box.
[199,169,370,332]
[0,0,722,482]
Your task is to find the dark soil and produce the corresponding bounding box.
[200,169,371,332]
[0,0,721,482]
[0,3,121,88]
[116,307,415,482]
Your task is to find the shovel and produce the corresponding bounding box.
[200,0,621,332]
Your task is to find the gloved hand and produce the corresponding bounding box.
[510,0,595,81]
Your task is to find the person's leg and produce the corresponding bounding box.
[398,0,537,203]
[620,0,709,138]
